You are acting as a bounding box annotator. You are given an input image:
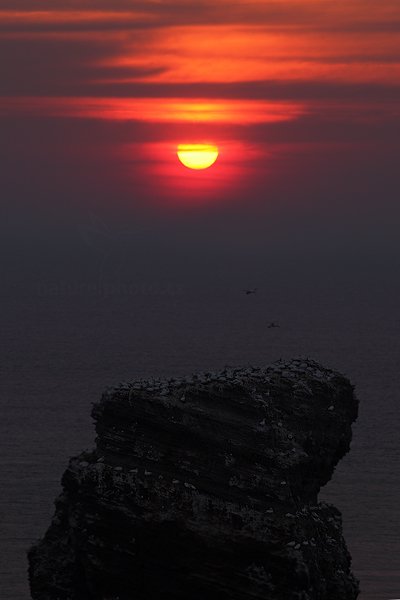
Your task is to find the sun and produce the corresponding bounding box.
[177,144,219,170]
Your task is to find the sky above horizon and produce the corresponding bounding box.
[1,1,400,263]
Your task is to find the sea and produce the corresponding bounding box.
[1,233,399,600]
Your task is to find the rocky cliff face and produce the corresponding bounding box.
[29,359,359,600]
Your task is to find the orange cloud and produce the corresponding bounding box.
[0,96,306,126]
[1,1,399,123]
[102,25,400,86]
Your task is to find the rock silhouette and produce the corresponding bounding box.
[29,358,359,600]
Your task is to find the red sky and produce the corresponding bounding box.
[1,0,399,209]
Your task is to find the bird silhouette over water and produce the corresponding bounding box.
[267,322,280,328]
[244,288,257,295]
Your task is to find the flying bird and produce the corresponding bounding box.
[267,322,280,328]
[244,288,257,295]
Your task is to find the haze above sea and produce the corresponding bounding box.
[1,222,400,600]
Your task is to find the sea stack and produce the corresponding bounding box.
[28,358,360,599]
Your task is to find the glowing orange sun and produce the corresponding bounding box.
[177,144,219,170]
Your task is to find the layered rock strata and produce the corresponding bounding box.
[29,358,359,600]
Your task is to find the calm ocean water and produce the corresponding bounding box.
[1,260,399,599]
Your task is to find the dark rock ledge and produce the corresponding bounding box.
[28,358,359,600]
